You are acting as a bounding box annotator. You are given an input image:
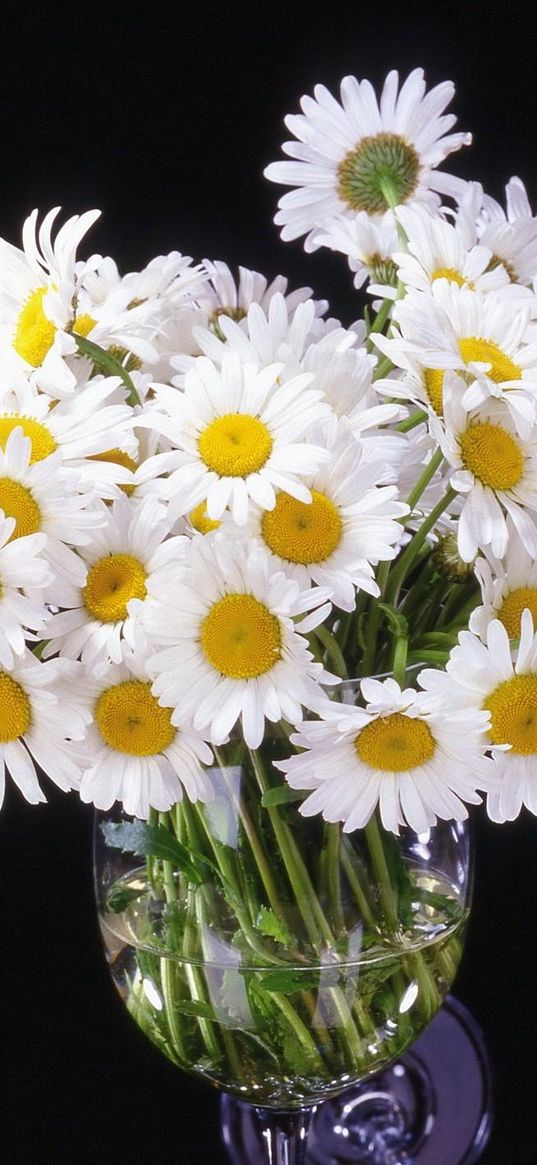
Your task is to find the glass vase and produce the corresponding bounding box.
[94,731,471,1164]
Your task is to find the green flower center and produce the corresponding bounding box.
[337,132,420,214]
[368,254,399,287]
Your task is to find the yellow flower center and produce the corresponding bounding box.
[200,593,282,678]
[423,368,445,415]
[337,133,420,214]
[458,337,522,383]
[87,448,138,496]
[189,501,221,534]
[198,414,273,477]
[431,267,474,289]
[459,422,524,490]
[14,287,57,367]
[82,553,148,623]
[261,489,342,564]
[0,415,57,463]
[0,672,31,741]
[0,478,41,540]
[73,313,97,337]
[355,711,436,772]
[486,674,537,754]
[95,680,175,755]
[498,589,537,638]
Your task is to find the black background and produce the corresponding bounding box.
[2,3,537,1162]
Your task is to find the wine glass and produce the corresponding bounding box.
[94,739,472,1165]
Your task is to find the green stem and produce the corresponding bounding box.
[249,747,331,948]
[360,562,391,677]
[158,811,178,906]
[340,840,378,931]
[146,807,159,892]
[403,951,441,1023]
[270,992,325,1071]
[398,556,438,614]
[364,813,399,932]
[193,893,245,1081]
[182,889,224,1063]
[160,957,188,1061]
[385,487,457,606]
[320,824,344,936]
[392,630,409,687]
[396,408,427,433]
[213,747,287,921]
[404,448,444,514]
[186,801,290,967]
[314,623,349,678]
[366,297,392,351]
[250,749,364,1067]
[443,587,481,632]
[373,353,395,381]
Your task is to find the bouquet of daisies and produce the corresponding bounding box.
[5,65,537,1097]
[2,68,536,836]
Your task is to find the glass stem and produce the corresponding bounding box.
[254,1106,315,1165]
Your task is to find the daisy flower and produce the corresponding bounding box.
[299,333,407,474]
[370,340,445,421]
[277,677,492,835]
[138,352,330,526]
[378,281,537,430]
[76,654,214,820]
[248,418,407,610]
[181,294,326,378]
[0,206,101,396]
[0,514,52,668]
[142,533,335,749]
[0,651,88,809]
[421,611,537,822]
[0,367,138,498]
[264,68,471,250]
[73,250,209,370]
[392,204,510,297]
[197,259,326,331]
[475,177,537,286]
[469,520,537,639]
[313,211,400,294]
[436,382,537,561]
[0,427,104,585]
[168,262,327,381]
[42,494,185,672]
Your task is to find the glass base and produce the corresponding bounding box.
[221,995,493,1164]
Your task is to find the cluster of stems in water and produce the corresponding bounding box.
[105,736,465,1101]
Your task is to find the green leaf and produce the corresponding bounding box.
[255,907,293,947]
[414,887,460,921]
[105,885,145,913]
[261,786,306,808]
[377,602,408,638]
[259,968,328,994]
[412,632,458,648]
[174,1000,218,1020]
[73,334,141,406]
[100,820,211,885]
[174,999,249,1032]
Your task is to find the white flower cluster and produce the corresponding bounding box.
[2,68,537,833]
